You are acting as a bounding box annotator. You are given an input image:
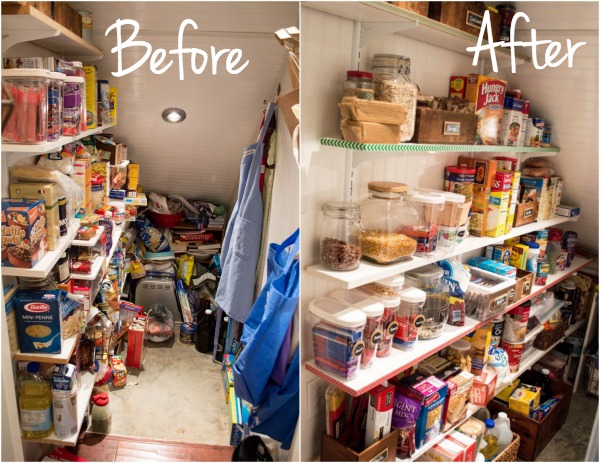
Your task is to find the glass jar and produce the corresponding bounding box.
[497,4,517,42]
[446,339,472,371]
[405,192,445,256]
[394,287,426,351]
[360,182,419,264]
[320,202,363,271]
[344,70,374,100]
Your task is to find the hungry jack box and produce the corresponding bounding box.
[465,75,507,145]
[365,383,395,447]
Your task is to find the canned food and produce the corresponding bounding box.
[502,301,531,343]
[499,339,524,374]
[180,322,196,344]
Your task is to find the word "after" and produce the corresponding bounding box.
[106,19,250,80]
[467,10,586,73]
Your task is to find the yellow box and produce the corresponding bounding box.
[109,87,117,125]
[510,244,529,270]
[496,379,521,404]
[509,384,541,417]
[485,192,510,237]
[83,65,97,129]
[128,163,140,178]
[504,237,521,246]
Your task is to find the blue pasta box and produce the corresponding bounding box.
[556,205,580,218]
[411,376,448,449]
[14,290,67,354]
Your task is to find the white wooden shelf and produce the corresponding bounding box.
[14,334,80,364]
[1,219,80,278]
[304,256,595,396]
[2,3,103,59]
[308,216,579,290]
[21,371,94,446]
[71,226,105,247]
[70,255,104,281]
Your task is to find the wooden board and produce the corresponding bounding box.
[428,1,501,39]
[391,2,430,16]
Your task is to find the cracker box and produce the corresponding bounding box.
[411,376,448,448]
[486,245,512,265]
[365,383,395,446]
[2,199,48,269]
[499,97,524,146]
[469,370,497,406]
[486,191,511,237]
[449,76,467,99]
[465,75,506,145]
[447,430,477,461]
[420,437,464,462]
[10,183,60,251]
[518,100,531,146]
[14,290,66,354]
[110,355,128,388]
[520,176,549,221]
[444,371,474,430]
[509,384,541,417]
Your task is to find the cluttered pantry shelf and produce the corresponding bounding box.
[305,255,594,396]
[13,334,80,364]
[308,216,577,290]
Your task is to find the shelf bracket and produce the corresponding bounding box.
[360,21,418,47]
[2,29,60,53]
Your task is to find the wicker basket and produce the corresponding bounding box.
[533,321,568,351]
[493,432,520,462]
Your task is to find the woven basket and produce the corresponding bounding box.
[533,321,568,351]
[493,432,520,462]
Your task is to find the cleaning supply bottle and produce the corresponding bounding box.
[494,412,513,454]
[18,362,53,438]
[195,309,214,354]
[90,392,112,434]
[481,419,500,461]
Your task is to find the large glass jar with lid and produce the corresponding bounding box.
[372,54,418,142]
[360,182,419,264]
[320,202,363,271]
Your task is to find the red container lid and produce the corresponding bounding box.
[548,227,563,241]
[446,166,476,174]
[347,70,373,79]
[93,393,109,407]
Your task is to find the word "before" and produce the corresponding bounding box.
[106,19,250,80]
[467,10,586,73]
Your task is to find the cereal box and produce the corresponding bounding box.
[1,199,47,269]
[499,97,524,146]
[510,244,529,270]
[486,191,511,237]
[411,376,448,448]
[465,75,507,145]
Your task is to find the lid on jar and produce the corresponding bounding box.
[407,191,445,205]
[347,70,373,79]
[48,72,66,80]
[406,264,444,280]
[309,298,367,328]
[65,76,85,83]
[2,68,50,78]
[449,339,471,352]
[329,289,384,317]
[368,181,408,194]
[376,273,405,288]
[368,293,401,307]
[399,287,427,303]
[92,393,109,406]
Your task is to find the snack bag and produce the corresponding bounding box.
[463,324,492,376]
[177,255,194,286]
[135,213,170,252]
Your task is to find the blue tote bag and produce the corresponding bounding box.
[233,228,300,406]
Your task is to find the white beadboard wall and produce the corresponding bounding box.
[66,1,298,212]
[300,2,598,461]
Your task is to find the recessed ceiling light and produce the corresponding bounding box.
[162,107,186,123]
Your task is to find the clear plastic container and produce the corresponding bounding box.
[47,72,64,140]
[481,419,500,461]
[405,264,445,292]
[2,69,49,144]
[320,202,363,271]
[344,70,374,100]
[405,192,445,256]
[446,339,472,371]
[494,412,513,455]
[63,76,84,136]
[419,293,449,339]
[360,182,419,264]
[18,362,53,438]
[329,289,384,368]
[358,285,401,357]
[394,287,426,350]
[360,273,405,298]
[309,298,367,379]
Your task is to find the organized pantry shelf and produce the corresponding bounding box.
[308,216,578,290]
[305,255,595,396]
[1,219,80,278]
[1,3,103,59]
[21,371,95,446]
[14,334,80,364]
[305,1,531,62]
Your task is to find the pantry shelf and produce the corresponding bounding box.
[1,3,103,59]
[308,216,577,290]
[305,1,531,62]
[71,226,105,247]
[320,138,560,154]
[21,371,94,446]
[1,219,80,278]
[14,334,80,364]
[70,255,104,281]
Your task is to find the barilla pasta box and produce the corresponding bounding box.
[411,376,448,448]
[1,199,47,269]
[14,290,66,354]
[465,75,506,145]
[499,97,524,146]
[365,383,395,446]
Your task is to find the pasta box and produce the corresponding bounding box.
[410,376,448,448]
[14,290,67,354]
[1,199,48,269]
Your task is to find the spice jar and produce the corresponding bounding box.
[405,192,445,256]
[394,287,426,351]
[497,4,517,42]
[446,339,472,371]
[320,202,362,271]
[344,70,374,100]
[360,182,418,264]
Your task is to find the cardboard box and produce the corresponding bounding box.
[366,384,395,447]
[428,2,501,38]
[486,245,512,265]
[499,97,524,146]
[124,193,147,206]
[492,171,514,193]
[556,204,580,218]
[419,437,464,462]
[83,66,97,128]
[223,366,234,403]
[2,199,47,268]
[444,371,474,430]
[411,376,448,448]
[547,176,561,220]
[10,182,60,251]
[110,355,128,388]
[126,316,147,369]
[4,284,20,357]
[72,158,92,216]
[411,108,478,144]
[457,157,497,236]
[51,364,76,391]
[228,387,252,447]
[469,370,497,406]
[485,191,510,237]
[518,100,531,146]
[464,75,506,145]
[524,118,544,147]
[447,430,477,462]
[321,428,398,462]
[96,140,123,165]
[510,244,529,270]
[509,384,541,416]
[449,76,467,99]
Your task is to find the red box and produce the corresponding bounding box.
[365,384,395,447]
[469,370,497,406]
[492,171,514,192]
[126,316,147,369]
[449,76,467,99]
[447,431,477,462]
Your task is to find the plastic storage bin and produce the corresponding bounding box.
[309,298,367,380]
[320,202,363,271]
[358,285,400,357]
[2,69,49,144]
[394,287,426,350]
[419,293,449,339]
[63,76,84,136]
[405,264,445,292]
[360,274,405,298]
[465,266,516,321]
[405,192,445,256]
[47,72,64,140]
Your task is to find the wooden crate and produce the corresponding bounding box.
[411,108,477,144]
[513,202,539,227]
[428,2,501,39]
[510,269,534,303]
[321,429,398,462]
[488,372,572,461]
[391,2,429,16]
[53,2,82,37]
[30,2,53,18]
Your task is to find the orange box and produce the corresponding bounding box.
[469,370,497,406]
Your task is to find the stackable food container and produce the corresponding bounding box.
[394,286,427,350]
[405,265,449,339]
[405,191,445,256]
[465,266,516,320]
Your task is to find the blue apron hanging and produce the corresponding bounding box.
[233,228,299,406]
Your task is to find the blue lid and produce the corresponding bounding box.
[26,362,40,373]
[485,418,495,428]
[527,242,540,249]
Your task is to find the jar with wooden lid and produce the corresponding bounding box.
[344,70,374,100]
[360,182,419,264]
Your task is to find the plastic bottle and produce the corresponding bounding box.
[90,392,112,434]
[195,309,214,354]
[215,316,229,362]
[18,362,53,438]
[481,419,500,461]
[525,241,540,272]
[539,369,553,402]
[494,412,513,454]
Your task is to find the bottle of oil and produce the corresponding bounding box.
[19,362,53,438]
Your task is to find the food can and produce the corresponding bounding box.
[499,339,524,374]
[180,322,196,344]
[53,386,78,438]
[502,301,531,343]
[58,196,68,236]
[535,259,549,285]
[490,315,505,347]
